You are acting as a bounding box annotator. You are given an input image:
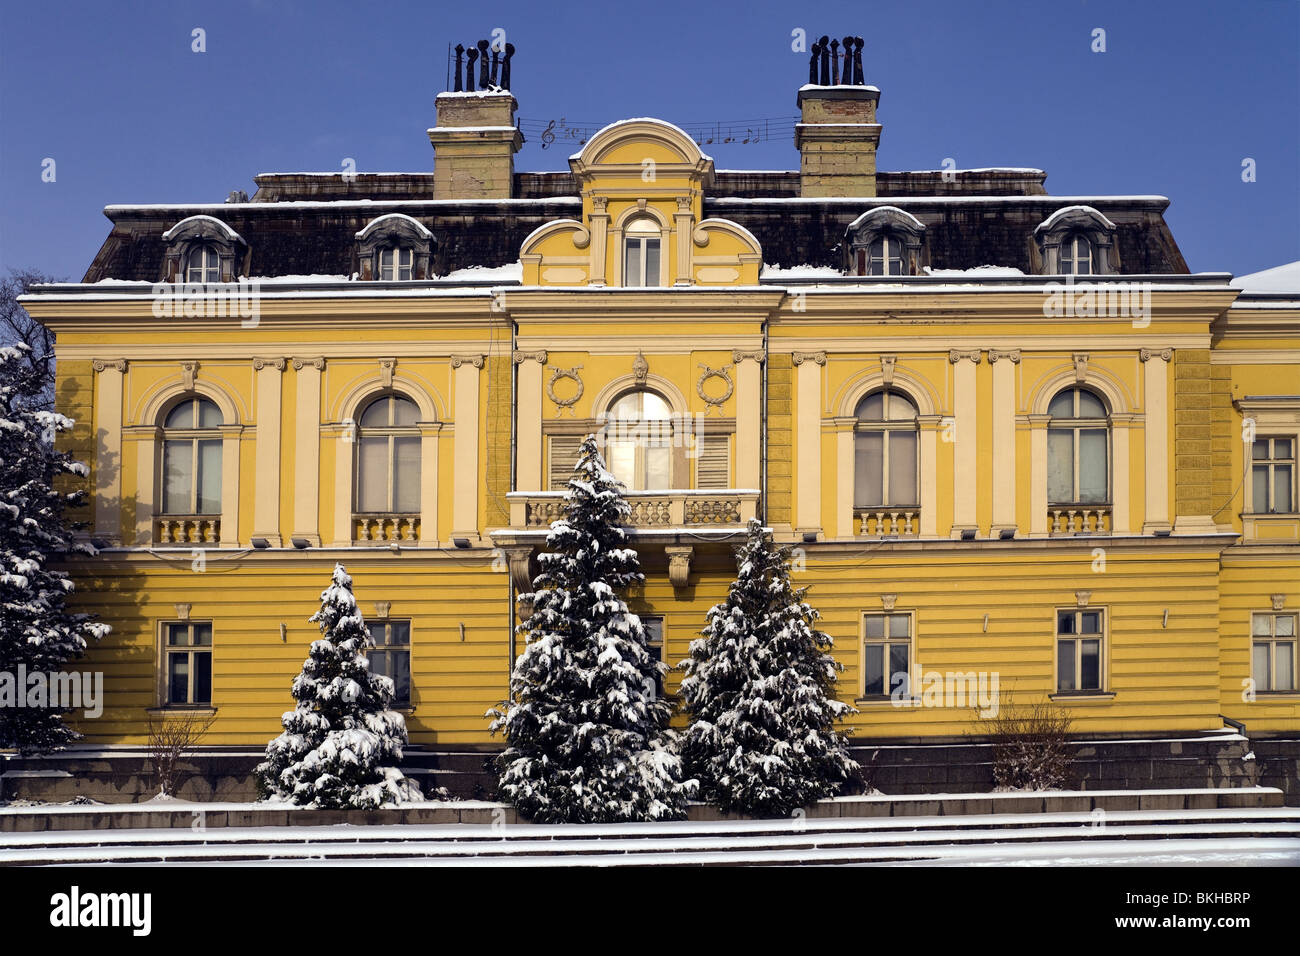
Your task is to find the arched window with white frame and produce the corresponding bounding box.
[1059,233,1094,275]
[378,246,414,281]
[356,394,421,515]
[623,219,662,287]
[1047,386,1110,505]
[854,388,919,509]
[161,396,223,515]
[605,389,673,489]
[184,244,222,283]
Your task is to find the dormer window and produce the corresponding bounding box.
[1059,233,1093,275]
[355,214,433,281]
[1034,206,1117,276]
[844,206,926,277]
[185,244,222,283]
[379,247,414,281]
[161,216,247,284]
[623,219,662,287]
[864,235,906,276]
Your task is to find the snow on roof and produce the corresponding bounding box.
[438,261,524,282]
[923,265,1026,277]
[246,274,351,283]
[354,213,434,240]
[160,214,245,242]
[105,198,581,213]
[1035,204,1118,232]
[899,167,1046,175]
[425,125,520,134]
[846,205,926,232]
[761,264,843,278]
[255,172,435,178]
[798,82,881,93]
[435,88,515,98]
[712,195,1169,206]
[1230,260,1300,294]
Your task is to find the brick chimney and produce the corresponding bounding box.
[795,84,882,198]
[428,92,523,199]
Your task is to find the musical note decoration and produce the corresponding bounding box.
[520,115,797,151]
[448,39,516,92]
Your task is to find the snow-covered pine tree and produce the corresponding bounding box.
[679,518,859,817]
[489,435,695,823]
[0,343,109,753]
[257,563,420,808]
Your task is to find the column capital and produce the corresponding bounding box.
[450,354,485,370]
[292,356,325,371]
[1139,347,1173,363]
[988,348,1021,364]
[732,348,766,365]
[92,358,127,373]
[512,349,548,365]
[793,350,827,367]
[252,357,286,372]
[948,349,981,364]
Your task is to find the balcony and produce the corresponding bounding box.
[354,514,420,543]
[1049,505,1112,535]
[156,516,221,546]
[856,508,920,537]
[507,490,760,531]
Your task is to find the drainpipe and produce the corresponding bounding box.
[760,304,770,525]
[508,304,518,679]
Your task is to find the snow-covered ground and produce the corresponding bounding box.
[4,807,1297,866]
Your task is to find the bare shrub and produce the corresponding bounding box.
[982,697,1074,791]
[147,712,215,798]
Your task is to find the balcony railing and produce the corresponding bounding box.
[355,514,420,543]
[1049,505,1112,535]
[508,490,760,530]
[856,508,920,537]
[157,516,221,545]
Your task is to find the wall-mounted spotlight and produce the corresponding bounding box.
[960,528,977,541]
[251,537,271,549]
[983,613,990,633]
[279,622,287,642]
[452,537,472,549]
[1162,608,1169,628]
[802,531,818,544]
[291,537,311,549]
[999,528,1015,540]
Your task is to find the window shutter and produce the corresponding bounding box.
[548,435,583,490]
[695,433,730,489]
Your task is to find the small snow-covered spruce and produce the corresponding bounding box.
[0,343,109,753]
[489,435,696,823]
[679,518,859,817]
[256,564,420,809]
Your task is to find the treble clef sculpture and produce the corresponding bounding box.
[540,119,556,149]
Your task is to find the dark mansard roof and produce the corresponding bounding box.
[80,168,1188,283]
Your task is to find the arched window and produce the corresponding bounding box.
[854,389,918,508]
[605,389,672,489]
[1047,387,1109,504]
[864,234,906,276]
[1059,233,1093,275]
[185,244,221,283]
[378,246,413,281]
[161,397,223,514]
[356,395,421,514]
[623,219,661,287]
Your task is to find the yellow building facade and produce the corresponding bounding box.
[19,66,1299,795]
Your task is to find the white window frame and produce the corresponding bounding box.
[366,619,412,707]
[641,615,665,701]
[354,395,421,515]
[1059,233,1093,275]
[854,389,920,509]
[162,621,213,707]
[865,234,905,276]
[160,397,223,516]
[1055,607,1107,694]
[860,611,913,700]
[1047,387,1111,506]
[1252,612,1298,693]
[1249,437,1295,515]
[622,220,662,287]
[379,246,414,281]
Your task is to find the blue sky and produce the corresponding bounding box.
[1,0,1296,280]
